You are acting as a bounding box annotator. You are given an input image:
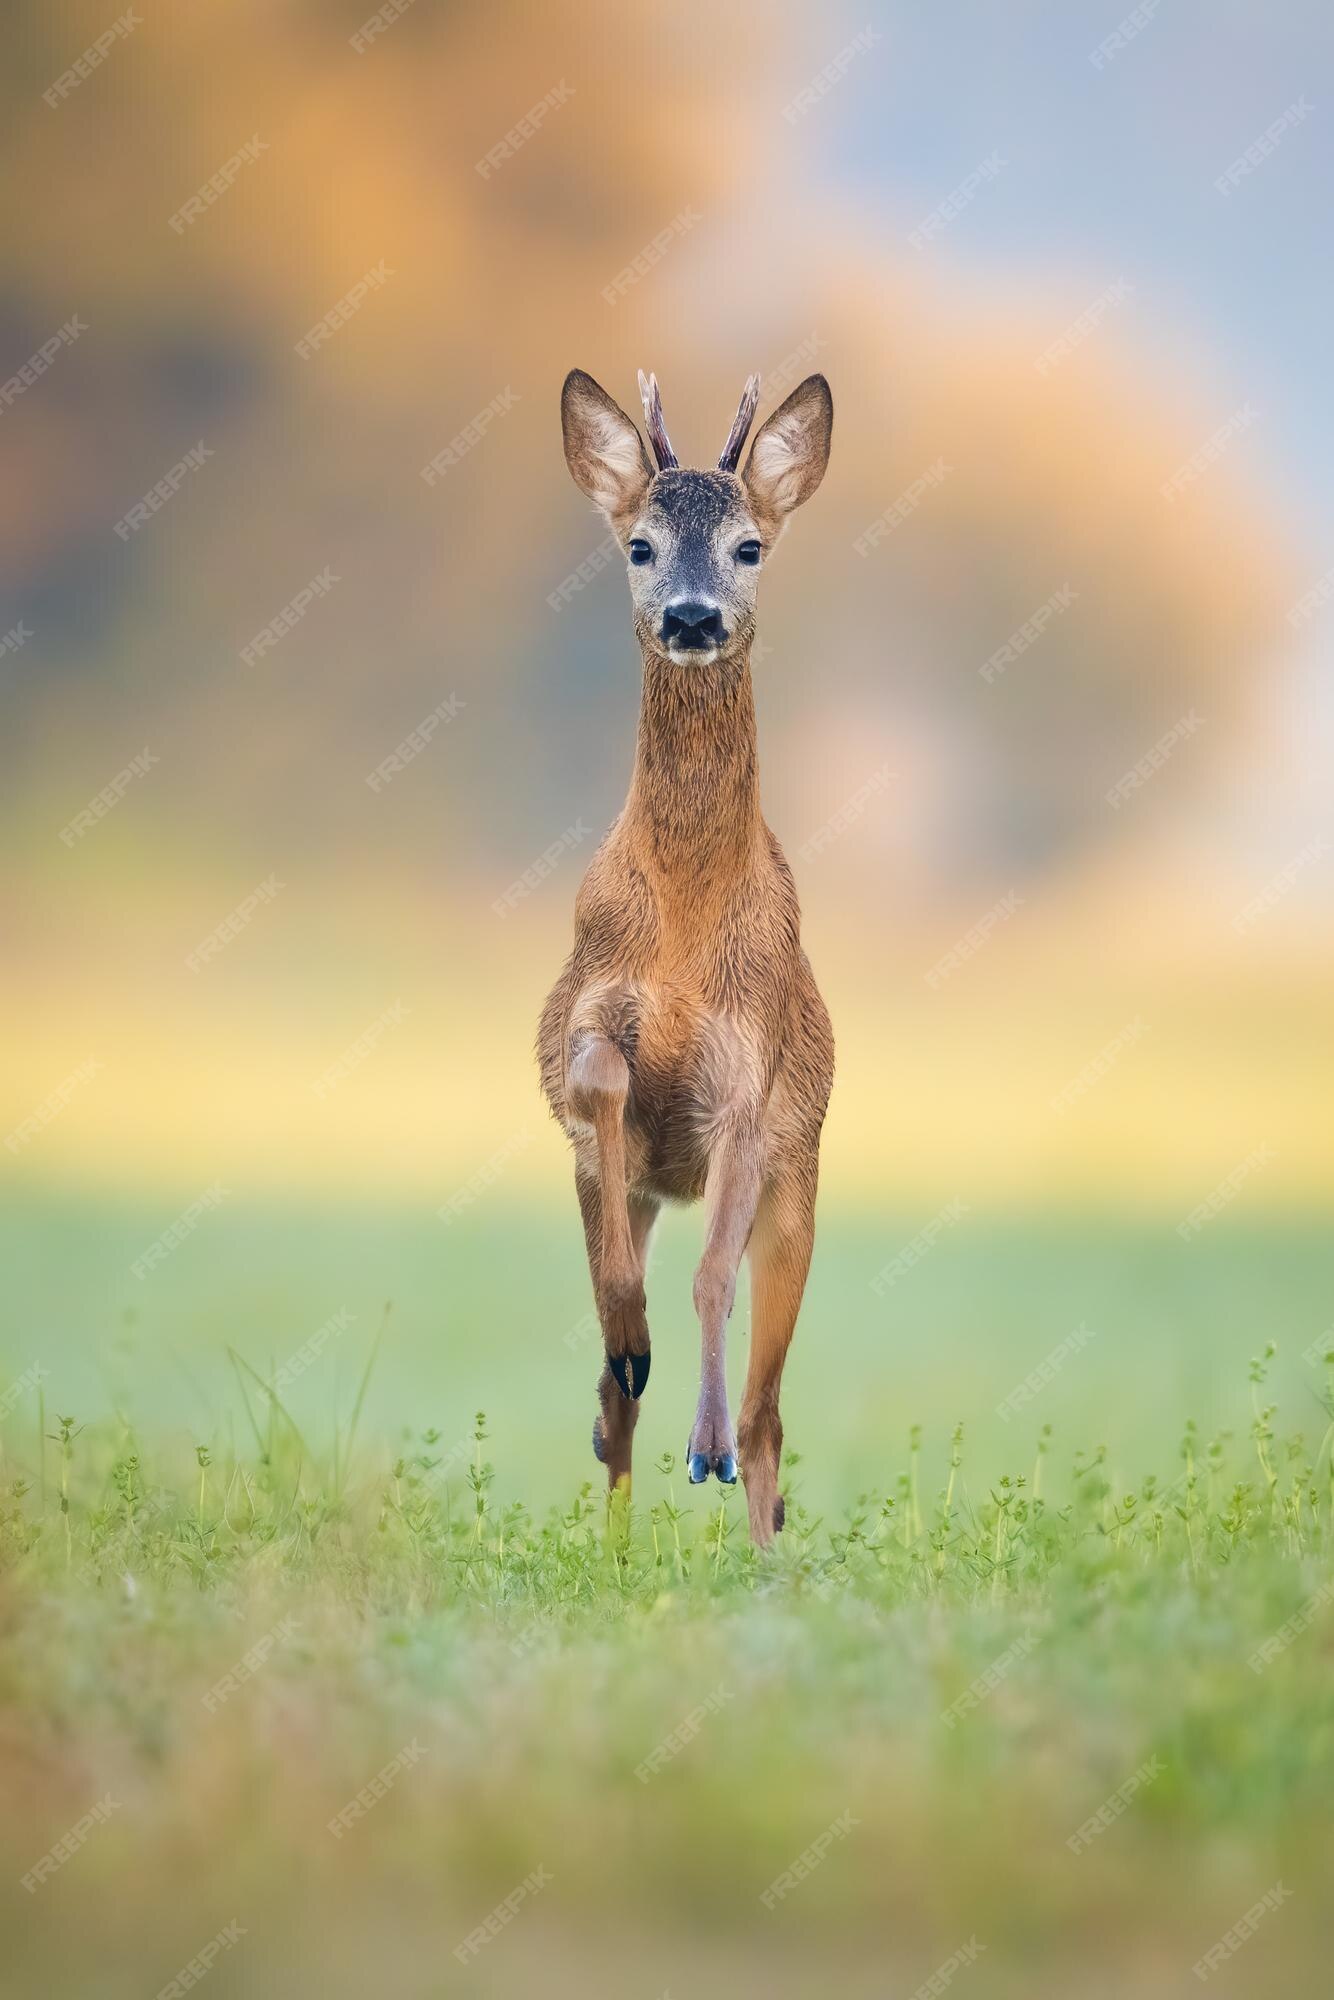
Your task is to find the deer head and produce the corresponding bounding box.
[560,367,833,666]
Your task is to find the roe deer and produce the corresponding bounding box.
[538,366,834,1546]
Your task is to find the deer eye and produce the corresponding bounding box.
[735,540,762,566]
[628,539,653,565]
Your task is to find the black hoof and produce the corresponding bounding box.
[714,1453,738,1486]
[688,1453,710,1484]
[608,1350,650,1401]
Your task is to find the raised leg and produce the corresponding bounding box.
[567,1033,655,1490]
[581,1179,659,1486]
[738,1170,816,1546]
[686,1117,763,1488]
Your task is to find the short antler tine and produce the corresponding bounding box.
[717,373,761,472]
[638,369,678,472]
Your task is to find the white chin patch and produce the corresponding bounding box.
[668,641,719,665]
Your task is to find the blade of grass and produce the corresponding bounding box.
[334,1301,391,1502]
[228,1347,314,1465]
[226,1347,268,1461]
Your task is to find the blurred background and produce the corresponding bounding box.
[2,0,1331,1495]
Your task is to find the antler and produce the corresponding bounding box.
[717,373,761,472]
[637,369,678,472]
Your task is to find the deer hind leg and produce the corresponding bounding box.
[686,1117,763,1489]
[738,1170,816,1547]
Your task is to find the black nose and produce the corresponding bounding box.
[661,599,725,650]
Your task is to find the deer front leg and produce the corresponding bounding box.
[577,1173,659,1487]
[569,1034,656,1491]
[568,1035,648,1390]
[687,1116,763,1488]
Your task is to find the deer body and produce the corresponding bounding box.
[538,369,834,1545]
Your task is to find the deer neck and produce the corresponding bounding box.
[622,646,763,892]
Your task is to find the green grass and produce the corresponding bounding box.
[2,1301,1332,1999]
[4,1188,1333,1508]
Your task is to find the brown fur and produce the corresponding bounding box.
[538,369,834,1546]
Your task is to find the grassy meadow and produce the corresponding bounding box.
[3,1194,1333,1997]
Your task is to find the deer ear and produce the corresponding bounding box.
[742,374,833,528]
[561,369,653,531]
